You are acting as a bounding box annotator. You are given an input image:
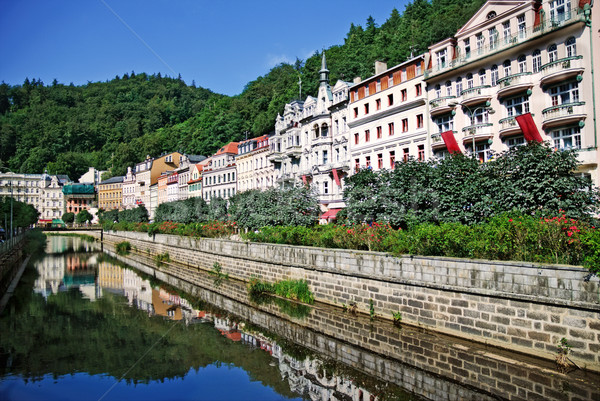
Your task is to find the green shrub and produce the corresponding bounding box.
[115,241,131,255]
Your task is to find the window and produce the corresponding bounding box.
[532,50,542,73]
[550,82,579,106]
[466,73,474,89]
[402,119,408,132]
[505,95,530,117]
[376,126,382,139]
[470,142,492,163]
[323,181,329,194]
[503,60,512,76]
[517,14,526,38]
[476,33,485,54]
[548,44,558,63]
[566,37,576,57]
[355,159,360,172]
[388,122,395,136]
[354,133,359,145]
[403,148,410,162]
[415,84,422,96]
[550,0,571,24]
[489,28,498,49]
[491,65,499,86]
[436,49,447,67]
[435,84,442,98]
[418,145,425,161]
[365,156,371,168]
[552,127,580,149]
[435,115,454,133]
[456,77,463,95]
[464,39,471,58]
[417,114,424,129]
[479,69,486,86]
[445,81,452,96]
[503,21,511,43]
[365,130,370,142]
[518,55,527,73]
[416,63,422,75]
[322,150,328,164]
[364,103,369,114]
[469,107,490,125]
[506,136,526,148]
[353,107,358,118]
[375,98,381,110]
[401,89,407,102]
[388,94,394,106]
[389,151,396,169]
[377,153,383,169]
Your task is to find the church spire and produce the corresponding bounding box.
[319,51,329,87]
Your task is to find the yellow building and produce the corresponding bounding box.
[98,176,123,211]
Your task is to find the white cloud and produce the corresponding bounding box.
[266,53,295,68]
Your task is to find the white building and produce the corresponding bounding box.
[202,142,239,202]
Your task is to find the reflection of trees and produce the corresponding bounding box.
[0,268,297,398]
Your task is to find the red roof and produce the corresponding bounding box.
[215,142,239,156]
[321,208,341,220]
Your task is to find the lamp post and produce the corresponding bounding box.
[0,167,13,241]
[450,101,495,160]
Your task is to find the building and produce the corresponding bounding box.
[237,135,273,192]
[133,152,183,215]
[122,167,136,210]
[157,171,170,206]
[98,176,124,211]
[175,155,207,201]
[167,171,179,203]
[202,142,239,202]
[187,162,206,199]
[272,100,305,187]
[424,0,598,183]
[349,57,427,174]
[63,183,96,215]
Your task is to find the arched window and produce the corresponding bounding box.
[503,60,512,76]
[435,84,441,98]
[456,77,463,95]
[313,124,319,139]
[518,55,527,73]
[445,81,452,96]
[491,65,499,86]
[487,11,497,19]
[548,44,558,63]
[321,123,329,137]
[466,73,474,89]
[479,69,486,86]
[532,49,542,73]
[566,37,576,57]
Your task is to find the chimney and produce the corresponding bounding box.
[353,77,362,84]
[375,61,388,75]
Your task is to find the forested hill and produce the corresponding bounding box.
[0,0,485,179]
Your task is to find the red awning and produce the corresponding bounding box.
[515,113,543,143]
[441,130,461,153]
[332,169,341,186]
[321,208,341,220]
[301,175,307,184]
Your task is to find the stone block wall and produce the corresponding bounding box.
[103,230,600,372]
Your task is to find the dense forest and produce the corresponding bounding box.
[0,0,485,179]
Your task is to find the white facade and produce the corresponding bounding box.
[349,57,428,172]
[425,0,598,181]
[122,167,136,210]
[237,135,273,192]
[202,143,238,202]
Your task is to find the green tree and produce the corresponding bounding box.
[62,212,75,224]
[75,209,93,224]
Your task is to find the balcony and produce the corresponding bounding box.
[541,102,586,129]
[540,56,584,86]
[462,123,494,144]
[460,85,491,107]
[429,96,457,116]
[286,144,302,157]
[496,72,533,98]
[499,116,522,138]
[425,9,585,79]
[331,160,350,171]
[430,132,458,150]
[267,150,283,162]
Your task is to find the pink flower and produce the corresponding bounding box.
[567,231,573,237]
[508,218,513,222]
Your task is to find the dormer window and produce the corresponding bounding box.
[486,11,496,19]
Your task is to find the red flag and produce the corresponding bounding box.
[332,169,341,186]
[441,130,461,153]
[301,175,307,184]
[515,113,543,142]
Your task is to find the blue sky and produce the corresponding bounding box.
[0,0,409,96]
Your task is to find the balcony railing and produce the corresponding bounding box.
[497,72,533,89]
[462,123,493,138]
[429,96,456,109]
[460,85,491,101]
[542,102,586,121]
[540,55,584,82]
[425,8,585,78]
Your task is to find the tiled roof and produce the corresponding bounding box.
[99,176,124,185]
[215,142,239,156]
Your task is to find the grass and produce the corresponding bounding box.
[115,241,132,255]
[248,277,314,304]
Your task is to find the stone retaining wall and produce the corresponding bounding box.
[102,230,600,372]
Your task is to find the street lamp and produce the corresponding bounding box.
[450,101,495,160]
[0,167,13,241]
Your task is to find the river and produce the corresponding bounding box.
[0,235,598,401]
